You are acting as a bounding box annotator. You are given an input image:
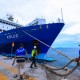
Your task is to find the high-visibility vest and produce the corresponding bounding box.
[31,49,36,57]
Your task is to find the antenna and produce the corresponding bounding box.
[6,13,14,21]
[61,8,64,22]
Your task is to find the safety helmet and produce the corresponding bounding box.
[34,46,36,48]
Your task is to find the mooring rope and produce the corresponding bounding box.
[42,59,75,70]
[22,30,80,77]
[22,30,72,60]
[43,62,79,76]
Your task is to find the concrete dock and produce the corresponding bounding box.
[0,55,80,80]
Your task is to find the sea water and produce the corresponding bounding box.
[46,48,80,69]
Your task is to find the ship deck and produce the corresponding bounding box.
[0,55,80,80]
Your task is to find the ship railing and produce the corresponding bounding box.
[56,18,64,23]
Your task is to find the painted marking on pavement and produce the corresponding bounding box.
[0,72,9,80]
[0,61,17,74]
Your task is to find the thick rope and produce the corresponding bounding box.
[22,30,72,60]
[43,63,79,76]
[42,59,75,70]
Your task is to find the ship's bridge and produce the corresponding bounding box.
[0,18,23,33]
[26,18,46,26]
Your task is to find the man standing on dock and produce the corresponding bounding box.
[30,46,37,68]
[12,43,29,80]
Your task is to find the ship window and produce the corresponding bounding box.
[40,26,42,29]
[6,22,9,25]
[2,22,5,23]
[0,29,2,31]
[46,25,48,29]
[0,21,2,22]
[14,25,16,26]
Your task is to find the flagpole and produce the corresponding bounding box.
[61,8,64,22]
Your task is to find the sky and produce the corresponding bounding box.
[0,0,80,48]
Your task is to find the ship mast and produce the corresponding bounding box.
[61,8,64,22]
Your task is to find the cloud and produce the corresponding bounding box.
[52,34,80,47]
[0,0,80,24]
[52,31,80,47]
[62,23,80,35]
[0,0,80,47]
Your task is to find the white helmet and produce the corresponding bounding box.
[34,46,36,48]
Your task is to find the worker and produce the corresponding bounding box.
[12,43,29,79]
[30,46,37,68]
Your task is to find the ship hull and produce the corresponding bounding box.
[0,23,64,54]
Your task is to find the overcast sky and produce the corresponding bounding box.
[0,0,80,48]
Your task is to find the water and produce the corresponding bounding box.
[46,48,80,69]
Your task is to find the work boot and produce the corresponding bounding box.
[30,66,33,68]
[17,75,24,80]
[13,74,18,78]
[20,75,24,80]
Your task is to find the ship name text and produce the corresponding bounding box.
[7,34,18,39]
